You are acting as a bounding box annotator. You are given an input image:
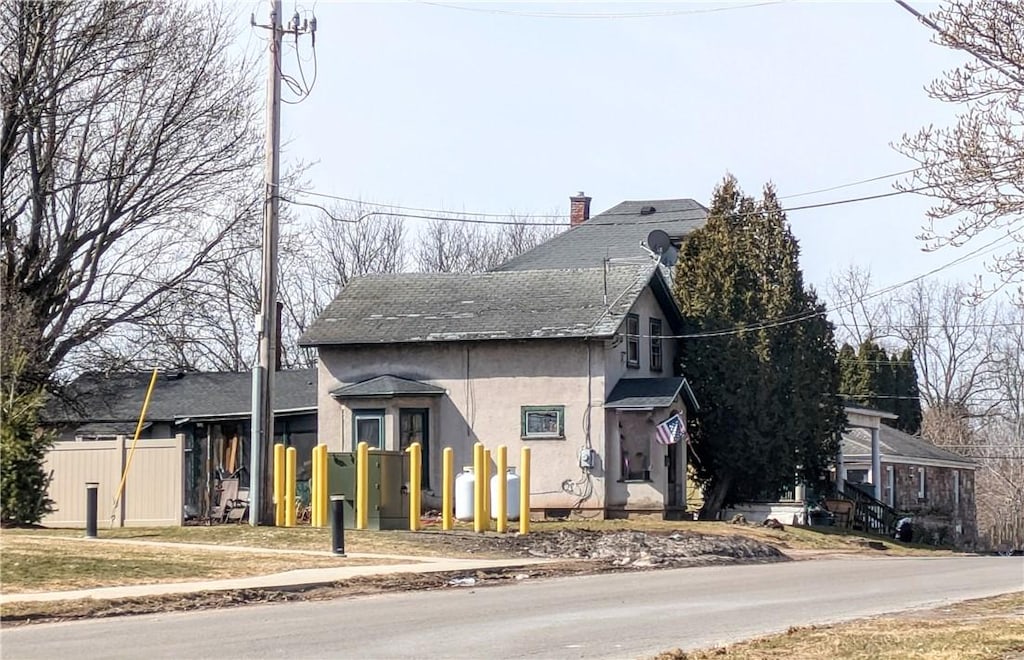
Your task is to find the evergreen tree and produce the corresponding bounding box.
[892,348,923,435]
[1,355,55,526]
[836,339,923,435]
[674,175,845,517]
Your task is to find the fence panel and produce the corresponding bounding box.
[42,435,184,528]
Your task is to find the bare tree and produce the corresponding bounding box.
[896,0,1024,286]
[0,1,261,389]
[416,215,564,273]
[886,280,1003,414]
[826,265,890,346]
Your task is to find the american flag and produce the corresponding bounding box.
[655,414,687,445]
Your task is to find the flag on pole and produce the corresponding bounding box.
[654,413,687,445]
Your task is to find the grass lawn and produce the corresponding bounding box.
[1,517,951,594]
[0,535,402,594]
[656,592,1024,660]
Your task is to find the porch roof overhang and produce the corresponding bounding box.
[174,406,316,425]
[74,421,153,436]
[604,377,699,411]
[331,375,445,399]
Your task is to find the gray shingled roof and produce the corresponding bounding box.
[299,264,660,346]
[494,198,707,272]
[44,369,317,424]
[843,426,975,468]
[605,378,685,409]
[331,375,445,399]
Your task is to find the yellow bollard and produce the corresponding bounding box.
[473,442,485,533]
[408,442,421,531]
[311,445,321,527]
[483,448,492,526]
[274,443,286,526]
[285,446,297,527]
[496,445,508,534]
[318,445,329,528]
[356,441,369,530]
[442,447,454,531]
[519,446,531,535]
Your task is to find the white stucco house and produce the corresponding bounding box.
[299,196,706,518]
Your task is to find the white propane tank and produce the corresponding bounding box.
[490,467,520,521]
[454,467,476,521]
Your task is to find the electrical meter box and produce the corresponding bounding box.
[327,450,409,530]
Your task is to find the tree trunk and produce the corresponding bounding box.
[699,474,733,520]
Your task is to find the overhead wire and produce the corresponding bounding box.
[631,231,1016,340]
[282,184,934,226]
[417,1,788,20]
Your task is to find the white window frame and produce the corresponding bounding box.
[625,314,640,368]
[885,465,895,507]
[917,466,926,499]
[649,318,663,372]
[953,470,960,507]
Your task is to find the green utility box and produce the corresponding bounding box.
[327,451,409,530]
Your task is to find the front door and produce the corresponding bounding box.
[399,409,429,489]
[667,441,681,507]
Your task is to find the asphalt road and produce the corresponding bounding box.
[2,556,1021,660]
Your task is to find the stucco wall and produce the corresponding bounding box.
[317,339,607,510]
[603,287,680,394]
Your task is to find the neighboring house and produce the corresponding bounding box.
[842,420,977,547]
[726,404,977,546]
[43,369,318,517]
[300,230,704,517]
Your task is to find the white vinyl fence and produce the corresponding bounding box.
[42,434,185,527]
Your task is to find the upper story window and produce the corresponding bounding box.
[626,314,640,368]
[650,318,663,372]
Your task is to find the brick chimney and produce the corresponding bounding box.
[570,191,591,227]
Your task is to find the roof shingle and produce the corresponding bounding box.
[494,198,707,272]
[299,264,659,346]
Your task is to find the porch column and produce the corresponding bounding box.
[836,446,845,494]
[871,427,882,500]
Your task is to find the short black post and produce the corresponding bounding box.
[330,495,346,556]
[85,482,99,538]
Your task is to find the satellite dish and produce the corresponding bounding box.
[646,230,678,267]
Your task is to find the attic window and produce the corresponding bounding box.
[640,206,656,216]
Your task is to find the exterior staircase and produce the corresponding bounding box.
[842,481,903,538]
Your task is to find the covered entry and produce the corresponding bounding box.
[604,377,697,515]
[331,375,445,488]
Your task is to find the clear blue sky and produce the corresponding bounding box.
[254,1,998,299]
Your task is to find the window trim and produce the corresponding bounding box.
[352,409,386,449]
[625,314,640,369]
[649,318,663,372]
[521,405,565,439]
[917,466,927,499]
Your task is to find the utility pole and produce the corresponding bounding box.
[250,1,316,525]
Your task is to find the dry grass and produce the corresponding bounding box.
[0,535,399,594]
[2,524,499,557]
[527,518,954,556]
[0,517,952,595]
[657,592,1024,660]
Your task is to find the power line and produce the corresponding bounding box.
[778,167,922,200]
[280,190,567,219]
[642,232,1015,340]
[283,185,932,227]
[417,1,787,20]
[282,163,933,222]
